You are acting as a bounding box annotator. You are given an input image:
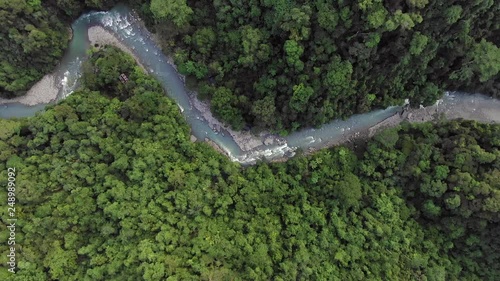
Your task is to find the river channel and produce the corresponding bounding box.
[1,4,499,165]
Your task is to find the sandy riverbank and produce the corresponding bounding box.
[88,26,148,72]
[0,27,74,107]
[0,74,59,106]
[0,26,146,107]
[87,25,266,152]
[0,26,136,107]
[5,17,498,164]
[1,26,142,107]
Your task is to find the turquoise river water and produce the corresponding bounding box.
[1,4,499,164]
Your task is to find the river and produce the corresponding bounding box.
[1,4,499,165]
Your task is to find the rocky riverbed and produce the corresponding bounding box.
[88,26,148,72]
[85,25,269,153]
[286,92,500,161]
[0,74,58,106]
[1,6,498,165]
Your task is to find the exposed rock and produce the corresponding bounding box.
[87,26,148,71]
[263,136,274,145]
[0,74,58,106]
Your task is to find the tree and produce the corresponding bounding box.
[324,56,353,97]
[284,40,304,71]
[0,119,20,140]
[445,5,462,24]
[316,2,339,32]
[470,39,500,82]
[385,10,422,31]
[192,27,216,55]
[251,96,277,127]
[366,5,388,29]
[374,128,400,148]
[238,25,270,67]
[289,83,314,112]
[43,241,78,279]
[178,60,208,79]
[332,172,362,209]
[444,194,461,210]
[150,0,193,27]
[211,87,245,130]
[423,200,442,218]
[409,32,428,55]
[83,46,136,100]
[407,0,429,9]
[280,5,311,41]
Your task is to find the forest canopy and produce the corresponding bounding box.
[3,0,499,132]
[0,47,499,280]
[148,0,500,132]
[0,0,68,97]
[0,0,145,98]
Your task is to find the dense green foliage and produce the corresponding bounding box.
[82,46,150,101]
[5,1,500,130]
[0,0,68,97]
[362,121,500,279]
[148,0,500,131]
[1,47,499,280]
[0,0,146,98]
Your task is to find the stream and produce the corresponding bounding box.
[1,4,499,165]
